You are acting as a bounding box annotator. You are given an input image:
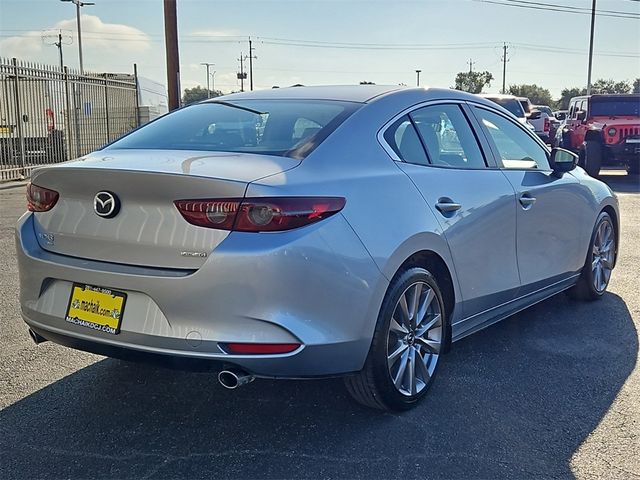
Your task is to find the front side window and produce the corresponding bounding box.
[107,100,360,159]
[410,104,486,169]
[474,107,550,170]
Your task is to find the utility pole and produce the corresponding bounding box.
[238,53,247,92]
[211,70,216,94]
[586,0,596,95]
[501,42,509,94]
[42,30,72,71]
[415,69,422,87]
[60,0,94,74]
[200,62,214,98]
[468,58,475,73]
[164,0,180,110]
[248,37,257,91]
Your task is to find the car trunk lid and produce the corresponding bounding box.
[30,149,300,269]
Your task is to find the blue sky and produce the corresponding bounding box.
[1,0,638,99]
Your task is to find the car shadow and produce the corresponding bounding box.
[598,170,639,194]
[0,292,636,479]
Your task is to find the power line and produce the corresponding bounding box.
[474,0,640,19]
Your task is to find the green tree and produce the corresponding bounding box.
[508,84,554,106]
[633,78,640,94]
[591,79,631,95]
[558,87,586,110]
[359,81,376,85]
[182,86,222,105]
[453,71,493,94]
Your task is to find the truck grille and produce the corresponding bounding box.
[620,127,640,139]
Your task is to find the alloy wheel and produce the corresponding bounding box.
[387,281,443,396]
[592,218,615,293]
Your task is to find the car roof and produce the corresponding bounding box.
[212,85,408,104]
[479,93,519,100]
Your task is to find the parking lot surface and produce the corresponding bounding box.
[1,172,638,480]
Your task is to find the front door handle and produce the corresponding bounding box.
[519,194,536,209]
[435,199,462,214]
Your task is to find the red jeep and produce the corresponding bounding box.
[559,94,640,177]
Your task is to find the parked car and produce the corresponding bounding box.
[559,93,640,176]
[479,94,536,133]
[517,97,551,143]
[554,110,568,121]
[535,105,560,145]
[17,86,619,411]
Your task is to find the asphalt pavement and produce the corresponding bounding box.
[0,171,638,479]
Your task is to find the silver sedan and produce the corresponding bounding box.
[16,86,619,411]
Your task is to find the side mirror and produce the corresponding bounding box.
[549,147,578,175]
[576,110,586,122]
[529,109,542,121]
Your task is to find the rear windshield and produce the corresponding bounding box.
[107,100,360,159]
[487,98,526,118]
[590,97,640,117]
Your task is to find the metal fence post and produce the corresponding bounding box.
[63,66,73,160]
[133,63,141,127]
[103,75,110,142]
[11,58,26,177]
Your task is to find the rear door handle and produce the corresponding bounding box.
[519,194,536,209]
[435,199,462,214]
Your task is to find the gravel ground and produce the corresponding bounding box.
[0,172,638,479]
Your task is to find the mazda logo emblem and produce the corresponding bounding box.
[94,191,120,218]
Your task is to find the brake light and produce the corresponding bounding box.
[174,197,345,232]
[46,108,55,132]
[26,182,59,212]
[223,343,300,354]
[544,117,550,132]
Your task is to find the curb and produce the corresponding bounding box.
[0,181,28,191]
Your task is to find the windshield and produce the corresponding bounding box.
[590,97,640,117]
[488,98,526,118]
[107,100,360,159]
[535,106,553,116]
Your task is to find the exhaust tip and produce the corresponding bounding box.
[218,369,254,390]
[28,328,47,345]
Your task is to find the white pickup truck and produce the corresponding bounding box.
[518,97,551,144]
[479,94,536,134]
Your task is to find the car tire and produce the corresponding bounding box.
[568,211,616,301]
[582,140,602,177]
[344,267,447,411]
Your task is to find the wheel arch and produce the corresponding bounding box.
[584,130,603,143]
[392,249,456,352]
[601,204,620,267]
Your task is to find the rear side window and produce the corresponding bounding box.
[410,104,486,169]
[383,116,430,165]
[107,100,360,159]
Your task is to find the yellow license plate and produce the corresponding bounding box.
[65,283,127,335]
[0,126,13,134]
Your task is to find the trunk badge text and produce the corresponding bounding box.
[94,191,120,218]
[38,232,54,245]
[180,251,208,258]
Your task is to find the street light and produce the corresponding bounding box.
[200,62,215,98]
[60,0,95,74]
[415,69,422,87]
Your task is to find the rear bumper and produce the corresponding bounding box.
[16,212,387,378]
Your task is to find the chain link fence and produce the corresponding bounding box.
[0,57,140,181]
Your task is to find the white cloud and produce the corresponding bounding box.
[0,14,151,61]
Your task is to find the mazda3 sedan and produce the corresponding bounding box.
[16,85,619,411]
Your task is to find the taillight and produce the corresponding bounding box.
[27,182,59,212]
[174,197,345,232]
[46,108,55,132]
[544,117,550,132]
[222,343,301,354]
